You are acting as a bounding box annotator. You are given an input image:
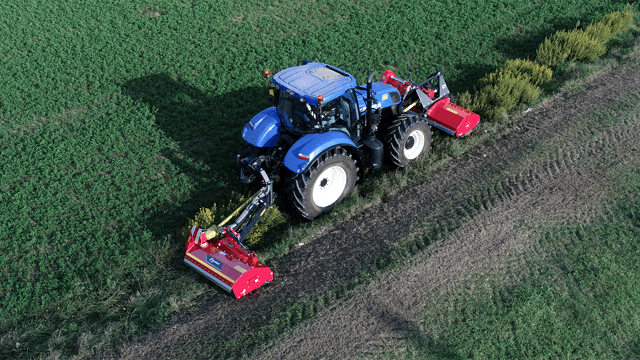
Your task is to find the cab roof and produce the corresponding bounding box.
[272,62,357,105]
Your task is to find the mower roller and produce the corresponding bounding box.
[185,62,481,298]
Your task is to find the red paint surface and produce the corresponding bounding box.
[185,225,273,299]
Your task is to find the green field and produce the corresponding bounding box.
[0,0,636,358]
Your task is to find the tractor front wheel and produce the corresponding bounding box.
[287,147,358,220]
[385,115,432,168]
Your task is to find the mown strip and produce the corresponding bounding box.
[400,166,640,358]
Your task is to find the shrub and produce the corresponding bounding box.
[461,59,550,120]
[500,59,553,86]
[454,90,480,115]
[537,8,634,67]
[537,29,606,66]
[559,29,607,62]
[585,20,615,45]
[586,8,634,43]
[182,196,285,246]
[536,36,571,67]
[475,71,543,120]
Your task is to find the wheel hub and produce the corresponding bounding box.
[404,129,425,160]
[405,137,415,150]
[312,165,347,208]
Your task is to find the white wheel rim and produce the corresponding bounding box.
[312,165,347,208]
[404,129,425,160]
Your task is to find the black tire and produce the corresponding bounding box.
[385,115,432,168]
[287,147,358,220]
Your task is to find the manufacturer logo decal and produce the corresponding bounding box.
[206,254,223,271]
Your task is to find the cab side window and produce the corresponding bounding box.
[321,90,359,138]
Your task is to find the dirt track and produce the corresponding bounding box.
[96,64,640,359]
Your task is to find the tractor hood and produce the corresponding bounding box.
[273,62,357,105]
[242,107,280,147]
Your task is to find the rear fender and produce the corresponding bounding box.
[283,131,357,174]
[241,107,280,147]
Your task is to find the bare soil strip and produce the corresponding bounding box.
[253,107,640,359]
[97,65,640,359]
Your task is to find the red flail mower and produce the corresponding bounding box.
[184,170,275,299]
[184,225,273,299]
[381,70,479,137]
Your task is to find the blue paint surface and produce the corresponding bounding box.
[241,107,280,147]
[283,131,356,173]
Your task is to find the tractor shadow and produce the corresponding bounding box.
[119,73,294,263]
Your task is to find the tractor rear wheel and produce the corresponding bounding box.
[385,115,432,168]
[287,147,358,220]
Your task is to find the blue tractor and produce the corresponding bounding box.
[183,62,480,298]
[237,61,479,220]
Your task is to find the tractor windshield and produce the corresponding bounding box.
[276,91,318,132]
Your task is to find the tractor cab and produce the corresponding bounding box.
[267,62,402,142]
[269,63,362,139]
[275,87,360,139]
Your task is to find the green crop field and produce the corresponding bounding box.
[0,0,636,358]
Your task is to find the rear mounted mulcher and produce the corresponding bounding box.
[381,69,480,137]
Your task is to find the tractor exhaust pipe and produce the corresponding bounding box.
[362,72,383,169]
[365,72,375,137]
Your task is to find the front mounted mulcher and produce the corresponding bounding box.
[184,169,274,299]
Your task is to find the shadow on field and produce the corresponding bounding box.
[447,12,615,96]
[446,62,496,96]
[120,73,272,265]
[494,2,633,62]
[374,310,466,360]
[495,17,582,60]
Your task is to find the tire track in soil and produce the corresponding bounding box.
[98,66,640,359]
